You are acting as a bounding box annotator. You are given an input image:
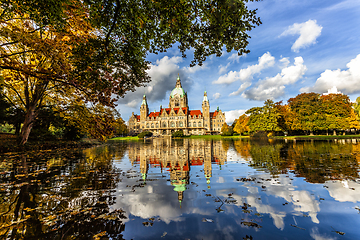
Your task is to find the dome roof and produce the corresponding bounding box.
[170,87,185,98]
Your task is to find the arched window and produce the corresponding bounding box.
[179,121,183,127]
[198,121,201,127]
[170,122,175,128]
[151,123,154,128]
[193,122,196,127]
[188,122,191,127]
[162,122,167,128]
[146,123,149,128]
[156,123,159,128]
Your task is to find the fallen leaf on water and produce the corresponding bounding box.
[202,218,214,223]
[290,224,305,230]
[241,221,262,228]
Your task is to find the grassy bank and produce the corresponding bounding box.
[109,136,140,141]
[272,134,360,140]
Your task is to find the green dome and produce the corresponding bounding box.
[170,87,185,98]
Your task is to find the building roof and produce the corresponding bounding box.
[210,111,219,118]
[189,110,202,117]
[170,87,185,98]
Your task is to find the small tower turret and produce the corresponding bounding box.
[140,95,149,122]
[202,91,210,133]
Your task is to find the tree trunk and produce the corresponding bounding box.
[333,129,337,136]
[19,106,36,145]
[309,130,314,136]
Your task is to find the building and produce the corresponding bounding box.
[128,75,226,136]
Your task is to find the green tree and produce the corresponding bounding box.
[246,99,281,133]
[320,93,352,135]
[288,93,322,135]
[1,0,262,145]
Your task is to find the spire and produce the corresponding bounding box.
[141,94,147,106]
[203,91,208,102]
[175,73,182,88]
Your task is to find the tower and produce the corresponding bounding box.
[140,94,149,122]
[202,91,210,133]
[169,74,188,108]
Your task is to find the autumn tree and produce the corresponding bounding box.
[320,94,352,135]
[1,0,262,145]
[246,99,282,133]
[233,114,249,136]
[288,93,323,135]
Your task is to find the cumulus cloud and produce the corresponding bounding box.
[218,63,230,74]
[118,56,192,107]
[213,92,221,99]
[281,19,322,52]
[213,52,275,84]
[227,52,245,63]
[224,109,246,124]
[242,57,307,100]
[300,54,360,94]
[229,82,252,96]
[184,62,209,73]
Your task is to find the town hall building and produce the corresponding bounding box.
[128,75,226,136]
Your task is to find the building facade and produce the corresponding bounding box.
[128,75,226,136]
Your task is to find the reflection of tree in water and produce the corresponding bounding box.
[0,143,127,239]
[232,139,359,183]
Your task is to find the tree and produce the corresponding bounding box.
[246,99,281,133]
[233,114,249,136]
[113,117,129,136]
[320,93,352,135]
[1,0,262,145]
[221,123,233,136]
[288,93,322,135]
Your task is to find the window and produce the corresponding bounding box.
[162,122,167,127]
[170,122,175,127]
[146,123,149,128]
[193,122,196,127]
[179,122,183,127]
[151,123,154,128]
[188,122,191,127]
[198,121,201,127]
[156,123,159,128]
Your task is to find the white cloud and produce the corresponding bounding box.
[281,19,322,52]
[184,62,209,73]
[243,57,307,100]
[127,99,139,108]
[301,54,360,94]
[213,92,221,99]
[238,52,275,82]
[213,52,275,84]
[227,52,245,63]
[224,109,246,124]
[218,63,230,74]
[229,82,252,96]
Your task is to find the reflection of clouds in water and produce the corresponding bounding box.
[326,180,360,203]
[220,173,320,230]
[310,227,337,240]
[114,184,211,224]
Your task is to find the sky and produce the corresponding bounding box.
[116,0,360,124]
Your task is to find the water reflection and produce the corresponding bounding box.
[115,138,360,240]
[1,138,360,239]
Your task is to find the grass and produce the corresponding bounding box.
[108,136,140,141]
[272,134,360,140]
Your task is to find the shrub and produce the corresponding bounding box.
[137,131,153,138]
[172,130,184,138]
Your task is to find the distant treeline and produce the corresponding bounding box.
[232,92,360,136]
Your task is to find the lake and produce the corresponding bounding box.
[1,138,360,239]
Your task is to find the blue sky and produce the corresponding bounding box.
[117,0,360,124]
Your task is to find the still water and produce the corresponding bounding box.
[1,138,360,239]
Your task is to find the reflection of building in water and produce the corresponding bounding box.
[128,138,227,203]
